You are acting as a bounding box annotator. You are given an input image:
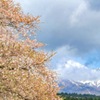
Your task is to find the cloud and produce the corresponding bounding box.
[15,0,100,81]
[16,0,100,55]
[56,60,100,81]
[50,45,78,69]
[86,0,100,11]
[70,0,87,25]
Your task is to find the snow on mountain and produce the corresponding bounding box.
[80,80,100,87]
[60,79,100,95]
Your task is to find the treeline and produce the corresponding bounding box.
[57,93,100,100]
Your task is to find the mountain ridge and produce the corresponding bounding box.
[60,79,100,96]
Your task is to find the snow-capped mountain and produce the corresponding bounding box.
[60,80,100,95]
[56,60,100,95]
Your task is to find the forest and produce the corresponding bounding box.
[58,93,100,100]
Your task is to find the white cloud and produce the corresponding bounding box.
[56,60,100,81]
[65,60,85,69]
[70,0,87,25]
[50,45,78,69]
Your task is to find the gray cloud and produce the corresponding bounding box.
[86,0,100,11]
[16,0,100,55]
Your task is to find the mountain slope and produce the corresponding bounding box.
[60,80,100,95]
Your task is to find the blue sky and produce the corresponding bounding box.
[16,0,100,81]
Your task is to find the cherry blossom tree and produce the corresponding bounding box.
[0,0,61,99]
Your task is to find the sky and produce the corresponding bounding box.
[16,0,100,81]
